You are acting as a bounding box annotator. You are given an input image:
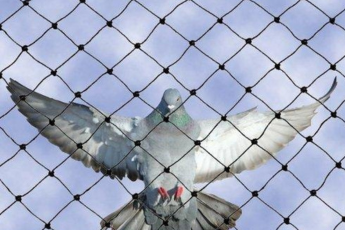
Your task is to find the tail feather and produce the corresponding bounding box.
[197,193,241,218]
[192,218,205,230]
[102,192,242,230]
[121,209,146,230]
[193,192,242,229]
[196,209,221,230]
[101,200,147,230]
[197,202,229,230]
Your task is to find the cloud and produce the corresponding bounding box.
[0,1,344,230]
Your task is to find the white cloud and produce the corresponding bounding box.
[0,1,344,230]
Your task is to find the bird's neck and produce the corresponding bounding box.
[170,107,192,127]
[147,105,192,128]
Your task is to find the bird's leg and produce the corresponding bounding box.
[158,187,170,201]
[174,186,184,202]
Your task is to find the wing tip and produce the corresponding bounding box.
[319,77,337,103]
[6,78,15,92]
[7,78,29,97]
[6,78,24,103]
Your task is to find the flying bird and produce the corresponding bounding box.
[7,78,336,230]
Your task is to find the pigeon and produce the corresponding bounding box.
[7,78,336,230]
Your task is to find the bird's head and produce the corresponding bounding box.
[159,88,183,114]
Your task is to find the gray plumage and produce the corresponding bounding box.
[7,78,336,230]
[101,191,241,230]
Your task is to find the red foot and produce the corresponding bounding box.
[174,186,184,201]
[158,187,170,200]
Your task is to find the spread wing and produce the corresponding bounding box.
[7,79,141,181]
[194,78,337,184]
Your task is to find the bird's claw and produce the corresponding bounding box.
[158,187,170,202]
[174,186,184,202]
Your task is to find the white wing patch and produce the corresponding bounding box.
[194,79,337,184]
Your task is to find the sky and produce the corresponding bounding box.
[0,0,345,229]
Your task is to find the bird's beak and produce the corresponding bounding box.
[168,105,175,111]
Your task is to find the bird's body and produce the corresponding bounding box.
[6,78,337,230]
[128,89,201,229]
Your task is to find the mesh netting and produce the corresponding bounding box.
[0,0,345,229]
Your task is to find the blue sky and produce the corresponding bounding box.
[0,0,345,229]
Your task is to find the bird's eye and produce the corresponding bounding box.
[176,97,180,101]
